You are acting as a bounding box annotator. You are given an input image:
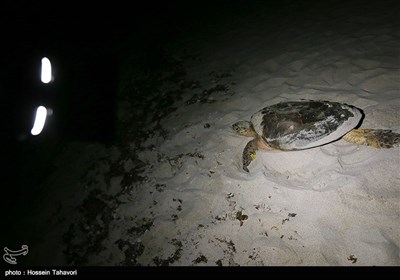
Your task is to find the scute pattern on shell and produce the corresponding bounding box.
[253,100,362,150]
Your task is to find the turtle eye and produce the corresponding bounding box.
[233,125,240,132]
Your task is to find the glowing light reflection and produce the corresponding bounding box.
[41,57,52,83]
[31,106,47,136]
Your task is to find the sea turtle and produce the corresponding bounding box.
[232,100,400,172]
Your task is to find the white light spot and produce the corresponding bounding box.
[31,106,47,136]
[41,57,52,83]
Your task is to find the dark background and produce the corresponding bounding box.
[2,0,274,203]
[2,0,398,217]
[2,0,275,241]
[1,0,398,266]
[1,0,195,228]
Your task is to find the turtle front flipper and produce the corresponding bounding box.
[342,129,400,148]
[242,138,259,172]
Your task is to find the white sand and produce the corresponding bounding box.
[20,1,399,266]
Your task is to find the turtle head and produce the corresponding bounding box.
[232,121,257,137]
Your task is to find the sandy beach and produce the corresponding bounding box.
[5,0,399,266]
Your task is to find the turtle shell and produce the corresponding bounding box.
[251,100,363,150]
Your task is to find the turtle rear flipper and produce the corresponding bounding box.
[343,129,400,148]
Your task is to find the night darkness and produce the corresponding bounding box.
[4,1,194,141]
[3,0,273,211]
[1,0,399,270]
[3,2,204,196]
[3,0,270,261]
